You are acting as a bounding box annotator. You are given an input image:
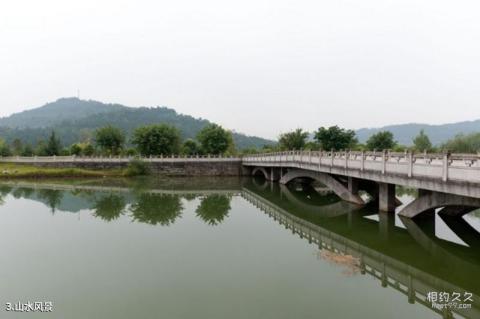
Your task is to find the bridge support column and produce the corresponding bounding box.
[269,168,281,182]
[379,183,396,212]
[348,177,359,196]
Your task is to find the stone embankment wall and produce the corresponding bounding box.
[17,159,244,176]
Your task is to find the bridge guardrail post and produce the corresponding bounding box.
[442,152,450,182]
[382,150,386,174]
[408,151,413,178]
[361,151,365,171]
[345,150,348,170]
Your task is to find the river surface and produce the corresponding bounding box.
[0,177,479,319]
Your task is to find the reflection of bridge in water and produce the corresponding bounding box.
[0,180,241,197]
[242,183,480,319]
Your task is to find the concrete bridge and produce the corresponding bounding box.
[243,151,480,218]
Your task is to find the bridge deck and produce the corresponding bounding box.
[243,151,480,199]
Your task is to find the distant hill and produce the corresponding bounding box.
[0,98,275,149]
[356,120,480,146]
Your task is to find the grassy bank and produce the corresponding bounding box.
[0,163,125,179]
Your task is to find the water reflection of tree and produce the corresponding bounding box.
[36,189,63,213]
[196,194,231,226]
[130,193,183,226]
[183,194,197,201]
[93,193,126,222]
[0,185,12,205]
[12,187,34,199]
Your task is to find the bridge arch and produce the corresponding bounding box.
[252,167,270,180]
[279,169,364,205]
[399,192,480,219]
[279,184,362,218]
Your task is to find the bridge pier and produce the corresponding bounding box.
[270,168,281,182]
[379,183,396,212]
[348,177,359,196]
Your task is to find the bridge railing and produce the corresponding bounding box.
[243,150,480,183]
[0,155,241,163]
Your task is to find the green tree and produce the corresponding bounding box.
[83,144,96,156]
[43,131,62,156]
[95,126,125,155]
[197,124,233,155]
[0,139,12,157]
[366,131,396,151]
[195,194,232,226]
[70,143,83,156]
[413,130,433,152]
[35,140,48,156]
[182,139,200,155]
[441,133,480,153]
[21,144,34,156]
[132,124,181,156]
[12,139,23,155]
[278,128,309,150]
[314,126,357,151]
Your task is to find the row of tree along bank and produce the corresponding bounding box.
[1,123,479,158]
[0,123,235,157]
[268,126,480,153]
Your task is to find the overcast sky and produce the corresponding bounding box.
[1,0,479,139]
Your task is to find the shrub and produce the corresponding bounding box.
[125,158,151,176]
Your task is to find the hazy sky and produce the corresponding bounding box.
[1,0,479,139]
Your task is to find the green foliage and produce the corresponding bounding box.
[44,131,62,156]
[123,148,138,156]
[304,141,320,151]
[70,143,83,156]
[182,139,200,155]
[12,139,23,155]
[240,147,260,155]
[36,189,63,213]
[392,144,408,152]
[95,126,125,155]
[365,131,396,151]
[20,144,34,156]
[197,124,233,155]
[314,126,357,151]
[441,133,480,153]
[413,129,433,152]
[83,144,95,156]
[130,193,183,225]
[93,194,126,221]
[278,128,309,150]
[59,148,71,156]
[195,194,231,226]
[125,158,151,176]
[0,139,12,157]
[132,124,181,156]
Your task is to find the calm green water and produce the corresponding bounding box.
[0,177,479,319]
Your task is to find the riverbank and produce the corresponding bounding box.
[0,163,125,179]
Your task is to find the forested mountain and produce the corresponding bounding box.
[356,120,480,146]
[0,98,275,149]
